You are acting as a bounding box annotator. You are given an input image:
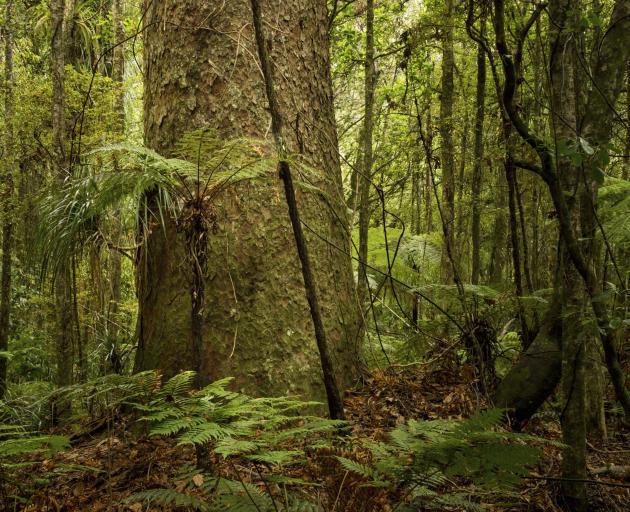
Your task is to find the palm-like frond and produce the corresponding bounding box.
[37,131,275,281]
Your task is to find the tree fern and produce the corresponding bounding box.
[37,130,275,281]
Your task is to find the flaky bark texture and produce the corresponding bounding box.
[136,0,360,400]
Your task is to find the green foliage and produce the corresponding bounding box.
[337,409,546,510]
[0,425,69,459]
[135,372,343,461]
[128,488,212,512]
[37,130,274,281]
[0,423,70,505]
[129,371,344,511]
[599,177,630,249]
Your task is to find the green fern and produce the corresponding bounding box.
[128,488,212,512]
[128,372,342,512]
[339,409,546,510]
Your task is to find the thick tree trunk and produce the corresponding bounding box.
[136,0,360,400]
[0,0,16,399]
[439,0,456,283]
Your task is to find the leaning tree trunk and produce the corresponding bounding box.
[136,0,360,400]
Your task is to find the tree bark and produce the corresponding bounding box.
[455,107,469,255]
[136,0,360,401]
[515,176,534,293]
[493,292,562,427]
[488,163,507,284]
[0,0,16,399]
[493,0,630,422]
[439,0,456,283]
[624,63,630,180]
[471,20,486,285]
[356,0,376,327]
[51,0,75,392]
[106,0,125,372]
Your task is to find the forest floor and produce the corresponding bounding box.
[10,358,630,512]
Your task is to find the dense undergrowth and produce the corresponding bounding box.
[1,354,628,512]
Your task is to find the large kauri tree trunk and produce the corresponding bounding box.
[136,0,360,400]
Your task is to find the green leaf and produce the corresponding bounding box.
[591,166,606,185]
[579,137,594,155]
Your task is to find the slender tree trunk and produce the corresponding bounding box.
[356,0,376,323]
[506,156,532,347]
[439,0,456,283]
[455,107,469,256]
[624,63,629,180]
[489,162,507,284]
[515,177,534,293]
[471,20,486,285]
[506,163,523,300]
[52,0,75,393]
[548,1,587,506]
[424,92,434,232]
[106,0,125,371]
[0,0,16,399]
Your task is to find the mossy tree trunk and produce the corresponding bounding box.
[51,0,75,392]
[439,0,456,283]
[0,0,16,399]
[493,0,630,437]
[549,6,588,491]
[356,0,376,332]
[470,18,486,286]
[136,0,360,400]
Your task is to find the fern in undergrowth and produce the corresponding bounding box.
[0,423,70,506]
[128,371,344,511]
[337,409,549,511]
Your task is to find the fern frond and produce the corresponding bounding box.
[127,488,211,512]
[335,456,375,478]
